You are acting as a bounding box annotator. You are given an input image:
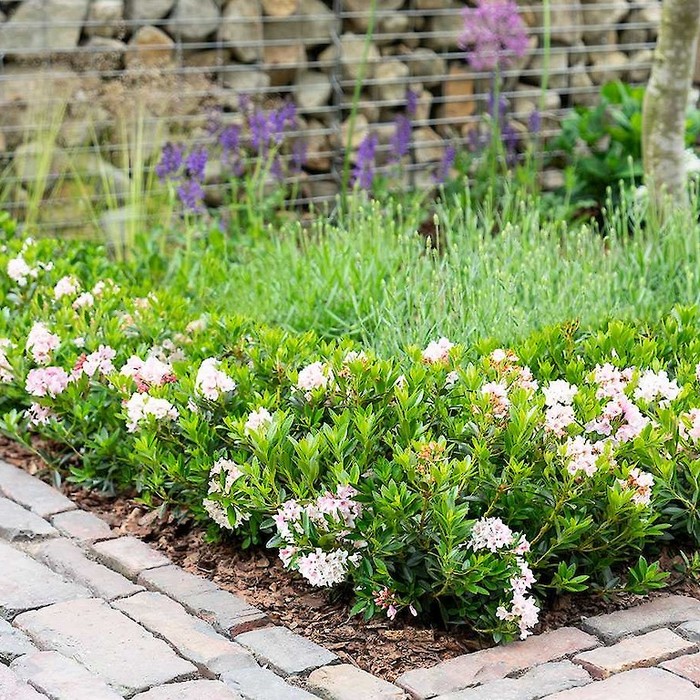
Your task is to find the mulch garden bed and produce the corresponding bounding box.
[2,434,698,682]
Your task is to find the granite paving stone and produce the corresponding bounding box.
[50,509,114,542]
[660,650,700,685]
[573,628,696,679]
[179,587,267,637]
[90,535,170,579]
[0,618,36,662]
[580,595,700,643]
[396,627,600,698]
[132,679,244,699]
[0,541,91,620]
[236,625,338,677]
[0,663,47,700]
[221,666,319,699]
[11,650,123,700]
[678,620,700,643]
[114,591,256,674]
[0,461,75,518]
[14,598,197,696]
[0,497,56,542]
[32,537,143,601]
[433,661,592,700]
[543,666,700,698]
[307,663,409,699]
[137,563,220,600]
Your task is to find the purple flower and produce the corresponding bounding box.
[486,91,508,123]
[352,133,378,191]
[220,124,241,153]
[250,110,272,154]
[177,179,205,213]
[185,147,208,181]
[458,0,529,72]
[290,138,307,174]
[502,122,519,166]
[155,142,184,181]
[528,110,541,136]
[433,145,456,185]
[406,88,419,118]
[270,155,284,182]
[389,114,412,163]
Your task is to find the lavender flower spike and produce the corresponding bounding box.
[352,133,378,191]
[458,0,529,73]
[155,142,184,181]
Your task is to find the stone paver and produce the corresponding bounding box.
[32,538,143,601]
[0,664,46,700]
[0,541,91,620]
[661,650,700,685]
[138,563,219,599]
[0,618,36,663]
[396,627,600,698]
[14,598,197,696]
[544,667,700,698]
[308,663,408,699]
[179,588,268,637]
[221,666,319,699]
[433,661,592,700]
[0,497,57,542]
[236,625,338,676]
[573,628,696,679]
[0,461,75,518]
[679,620,700,643]
[580,595,700,643]
[131,679,244,699]
[90,535,171,579]
[50,509,114,542]
[11,650,122,700]
[114,591,256,674]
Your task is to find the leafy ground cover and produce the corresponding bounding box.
[4,198,700,644]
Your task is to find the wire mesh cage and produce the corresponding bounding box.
[0,0,678,235]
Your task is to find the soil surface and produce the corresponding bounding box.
[2,435,698,681]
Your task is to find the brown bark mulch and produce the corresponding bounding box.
[2,435,698,682]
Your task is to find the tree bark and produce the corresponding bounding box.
[642,0,700,216]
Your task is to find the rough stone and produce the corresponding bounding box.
[222,666,318,700]
[133,680,244,700]
[82,37,126,72]
[345,0,405,31]
[114,591,255,673]
[221,69,271,92]
[262,0,299,16]
[90,536,170,579]
[235,625,338,676]
[373,59,410,104]
[0,618,35,663]
[409,48,447,89]
[137,563,219,600]
[0,541,90,620]
[339,32,381,81]
[264,41,307,87]
[0,461,75,518]
[527,50,570,91]
[50,509,114,543]
[295,71,333,112]
[0,0,90,57]
[433,661,592,700]
[125,0,175,22]
[11,650,122,700]
[125,26,176,69]
[544,667,700,699]
[33,538,142,601]
[0,664,46,700]
[0,498,57,542]
[14,598,197,697]
[85,0,125,39]
[661,649,700,685]
[581,0,629,45]
[438,64,476,124]
[220,0,263,64]
[589,51,629,85]
[308,664,408,699]
[425,0,463,50]
[397,627,600,699]
[573,628,695,679]
[168,0,220,41]
[414,126,445,163]
[550,0,583,45]
[581,595,700,642]
[679,619,700,642]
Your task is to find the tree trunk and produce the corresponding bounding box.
[642,0,700,216]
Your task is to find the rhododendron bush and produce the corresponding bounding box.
[5,230,700,641]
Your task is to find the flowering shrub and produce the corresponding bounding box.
[4,227,700,641]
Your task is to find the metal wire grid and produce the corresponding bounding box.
[0,0,661,232]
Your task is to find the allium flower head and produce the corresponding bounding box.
[459,0,529,72]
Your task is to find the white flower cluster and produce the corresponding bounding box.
[297,361,329,391]
[7,255,38,286]
[25,323,60,365]
[124,393,178,432]
[0,339,14,383]
[195,358,236,400]
[633,369,681,405]
[202,458,246,531]
[481,382,510,418]
[53,275,81,300]
[244,407,273,434]
[543,380,578,437]
[422,337,454,364]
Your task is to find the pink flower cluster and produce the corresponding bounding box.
[469,516,514,552]
[543,380,578,436]
[244,407,273,434]
[481,382,511,418]
[0,339,13,383]
[619,467,654,506]
[26,323,60,365]
[296,549,351,587]
[372,587,417,621]
[123,392,178,432]
[422,337,454,364]
[7,255,37,286]
[121,355,176,392]
[203,458,247,530]
[73,345,116,378]
[593,363,633,399]
[25,367,70,398]
[682,408,700,441]
[26,403,53,426]
[297,361,329,391]
[564,435,603,477]
[195,358,235,400]
[633,369,681,405]
[586,393,649,442]
[53,275,80,300]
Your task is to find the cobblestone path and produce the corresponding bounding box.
[2,458,700,699]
